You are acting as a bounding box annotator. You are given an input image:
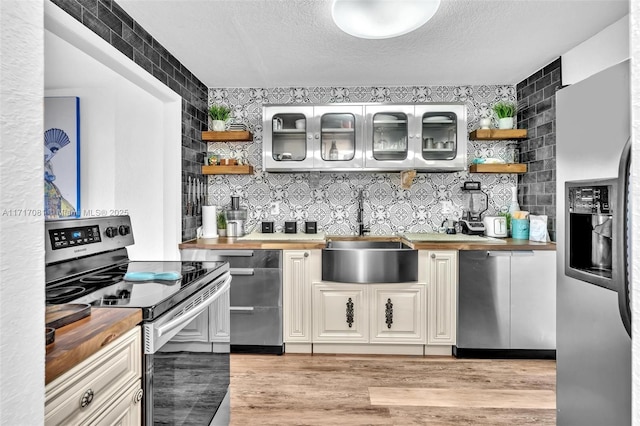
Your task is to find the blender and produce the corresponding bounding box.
[460,181,488,235]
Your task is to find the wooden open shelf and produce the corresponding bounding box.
[202,130,253,142]
[469,163,527,174]
[469,129,528,140]
[202,165,254,175]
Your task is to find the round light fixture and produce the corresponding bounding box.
[331,0,441,39]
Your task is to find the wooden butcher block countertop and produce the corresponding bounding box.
[45,307,142,384]
[179,234,556,251]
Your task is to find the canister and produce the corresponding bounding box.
[261,221,274,233]
[304,221,317,234]
[511,218,530,239]
[284,221,297,234]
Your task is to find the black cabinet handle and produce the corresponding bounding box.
[346,298,354,328]
[385,298,393,329]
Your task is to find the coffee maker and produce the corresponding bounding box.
[459,181,487,235]
[565,179,617,290]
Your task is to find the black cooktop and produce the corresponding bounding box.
[45,261,228,320]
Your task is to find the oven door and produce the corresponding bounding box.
[143,272,231,425]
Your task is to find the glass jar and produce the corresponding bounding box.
[506,142,520,163]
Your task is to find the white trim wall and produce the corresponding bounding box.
[0,1,45,424]
[562,15,630,85]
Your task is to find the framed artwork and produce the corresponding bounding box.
[44,97,80,219]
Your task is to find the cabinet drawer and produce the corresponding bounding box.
[45,327,142,426]
[85,380,142,426]
[230,306,282,345]
[230,268,282,307]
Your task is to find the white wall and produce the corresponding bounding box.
[44,3,182,261]
[562,15,630,85]
[0,1,45,424]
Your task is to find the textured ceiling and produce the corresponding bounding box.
[117,0,628,88]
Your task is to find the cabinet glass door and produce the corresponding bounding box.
[272,113,307,161]
[313,105,363,169]
[320,114,355,161]
[420,112,457,160]
[413,104,467,171]
[263,106,314,170]
[364,105,413,170]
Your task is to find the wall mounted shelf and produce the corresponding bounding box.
[202,165,254,175]
[469,163,527,174]
[202,130,253,142]
[469,129,528,140]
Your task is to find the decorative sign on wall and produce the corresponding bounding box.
[44,97,80,219]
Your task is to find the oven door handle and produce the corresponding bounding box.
[156,275,231,338]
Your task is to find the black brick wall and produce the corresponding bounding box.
[50,0,207,241]
[516,58,563,241]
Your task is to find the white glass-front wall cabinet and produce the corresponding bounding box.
[264,103,466,172]
[264,105,364,171]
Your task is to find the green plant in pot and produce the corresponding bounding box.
[208,104,232,132]
[492,101,517,129]
[217,211,227,237]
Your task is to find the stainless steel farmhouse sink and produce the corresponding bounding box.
[322,240,418,283]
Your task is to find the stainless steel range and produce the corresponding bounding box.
[45,215,231,425]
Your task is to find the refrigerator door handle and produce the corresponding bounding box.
[616,137,632,337]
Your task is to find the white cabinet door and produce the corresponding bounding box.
[45,327,141,426]
[209,287,230,343]
[510,250,556,349]
[171,310,210,343]
[312,283,368,342]
[283,250,313,342]
[85,380,142,426]
[369,284,426,344]
[427,250,458,345]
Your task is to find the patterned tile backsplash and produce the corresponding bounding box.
[206,85,519,235]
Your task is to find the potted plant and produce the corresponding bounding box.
[208,104,232,132]
[217,210,227,237]
[492,101,517,129]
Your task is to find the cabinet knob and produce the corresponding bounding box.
[308,134,313,140]
[431,253,436,259]
[314,133,320,139]
[304,252,309,257]
[133,388,144,404]
[80,389,94,408]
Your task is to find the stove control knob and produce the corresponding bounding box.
[105,226,118,238]
[118,225,130,236]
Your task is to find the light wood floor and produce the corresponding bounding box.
[230,354,556,425]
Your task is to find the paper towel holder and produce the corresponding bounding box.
[198,205,218,238]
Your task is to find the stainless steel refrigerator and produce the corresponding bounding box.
[556,59,632,425]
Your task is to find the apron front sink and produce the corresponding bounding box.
[322,240,417,283]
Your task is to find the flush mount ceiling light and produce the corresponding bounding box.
[331,0,441,39]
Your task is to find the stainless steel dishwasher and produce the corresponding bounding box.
[455,250,556,358]
[182,249,283,354]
